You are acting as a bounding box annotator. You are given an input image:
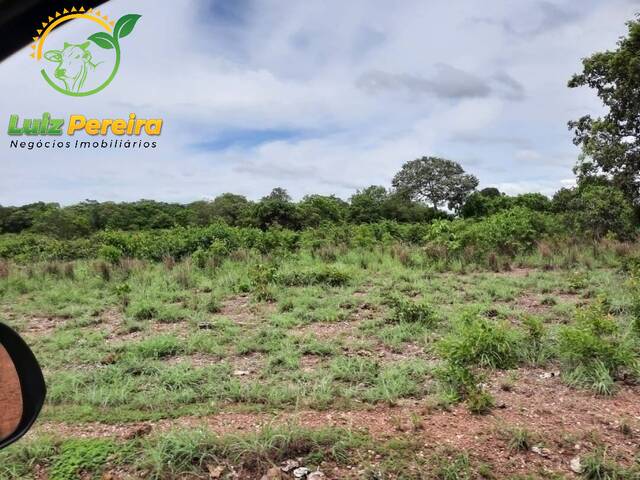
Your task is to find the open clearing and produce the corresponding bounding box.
[1,245,639,479]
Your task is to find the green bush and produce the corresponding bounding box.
[387,296,438,327]
[98,245,123,264]
[437,313,523,369]
[557,301,638,394]
[277,265,351,287]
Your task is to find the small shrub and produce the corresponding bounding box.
[504,426,534,452]
[131,302,159,320]
[205,296,222,313]
[98,245,123,264]
[437,314,523,369]
[580,448,621,480]
[557,301,637,395]
[434,363,481,403]
[466,388,494,415]
[387,296,438,327]
[277,266,351,287]
[191,248,208,269]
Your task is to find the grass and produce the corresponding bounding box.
[0,241,639,477]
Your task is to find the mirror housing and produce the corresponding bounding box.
[0,323,46,449]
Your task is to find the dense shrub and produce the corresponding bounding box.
[387,296,438,327]
[557,301,638,394]
[437,313,524,369]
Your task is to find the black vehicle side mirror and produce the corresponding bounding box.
[0,323,46,449]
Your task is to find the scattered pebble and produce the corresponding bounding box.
[280,459,300,473]
[570,456,583,474]
[308,471,326,480]
[293,466,311,478]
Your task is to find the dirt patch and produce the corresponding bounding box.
[165,353,222,368]
[34,367,640,478]
[293,320,359,341]
[23,315,68,335]
[220,295,275,326]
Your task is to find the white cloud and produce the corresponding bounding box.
[0,0,638,205]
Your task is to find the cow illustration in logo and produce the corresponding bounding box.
[44,41,100,93]
[32,7,141,97]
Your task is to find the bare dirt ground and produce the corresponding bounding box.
[33,366,640,478]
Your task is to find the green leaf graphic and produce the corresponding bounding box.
[114,14,141,39]
[88,32,115,49]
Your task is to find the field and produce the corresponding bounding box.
[1,239,640,480]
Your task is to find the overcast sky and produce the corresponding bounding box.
[1,0,638,206]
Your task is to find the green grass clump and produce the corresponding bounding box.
[277,265,351,287]
[138,425,366,478]
[49,439,116,480]
[580,448,638,480]
[557,301,638,395]
[129,335,183,359]
[0,436,56,479]
[437,313,523,369]
[387,296,438,327]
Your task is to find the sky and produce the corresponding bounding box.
[1,0,639,206]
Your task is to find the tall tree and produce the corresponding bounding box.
[568,16,640,203]
[392,156,478,212]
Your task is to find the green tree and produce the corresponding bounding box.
[566,185,635,239]
[208,193,252,226]
[253,188,300,229]
[568,16,640,203]
[392,156,478,212]
[30,208,91,239]
[348,186,388,223]
[298,195,347,227]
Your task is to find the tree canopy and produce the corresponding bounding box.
[568,16,640,203]
[392,156,478,212]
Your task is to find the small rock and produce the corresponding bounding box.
[570,456,583,474]
[308,471,326,480]
[280,459,300,473]
[207,465,225,479]
[540,372,553,379]
[531,446,550,457]
[293,467,311,478]
[233,370,251,376]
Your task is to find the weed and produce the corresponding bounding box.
[387,296,438,327]
[438,314,523,369]
[504,426,535,452]
[466,388,494,414]
[50,438,116,480]
[557,301,637,394]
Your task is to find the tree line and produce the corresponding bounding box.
[1,15,639,241]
